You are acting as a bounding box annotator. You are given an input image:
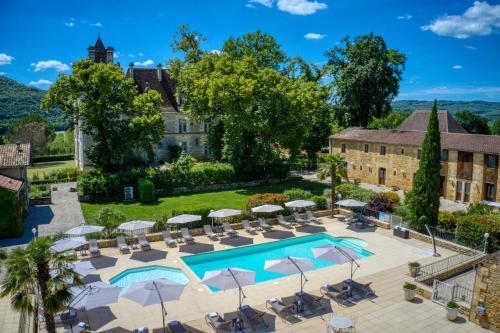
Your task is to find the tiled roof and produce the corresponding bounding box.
[396,111,468,134]
[0,174,23,192]
[126,68,179,112]
[0,144,31,168]
[330,128,500,155]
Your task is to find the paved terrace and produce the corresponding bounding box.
[45,217,486,332]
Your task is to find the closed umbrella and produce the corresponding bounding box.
[202,268,255,309]
[285,200,316,209]
[50,237,87,253]
[208,209,241,227]
[264,256,313,293]
[251,204,283,214]
[167,214,202,225]
[65,224,104,237]
[118,220,155,235]
[69,281,120,310]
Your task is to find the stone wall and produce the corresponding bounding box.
[408,229,479,254]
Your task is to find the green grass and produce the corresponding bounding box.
[28,160,75,179]
[81,180,327,224]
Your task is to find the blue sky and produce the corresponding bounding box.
[1,0,499,101]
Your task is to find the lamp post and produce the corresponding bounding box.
[31,227,37,240]
[483,232,490,253]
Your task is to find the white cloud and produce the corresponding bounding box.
[464,45,477,50]
[0,53,14,65]
[91,22,103,27]
[248,0,273,7]
[398,86,500,99]
[397,14,412,20]
[452,65,463,70]
[0,72,5,76]
[210,49,221,54]
[421,1,500,39]
[304,32,326,40]
[138,52,144,57]
[65,22,74,27]
[30,60,70,72]
[133,59,154,66]
[277,0,327,15]
[29,79,53,88]
[114,51,121,58]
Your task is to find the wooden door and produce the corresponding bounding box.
[378,168,386,185]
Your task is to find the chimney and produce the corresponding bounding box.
[16,142,22,153]
[156,63,162,82]
[129,62,134,78]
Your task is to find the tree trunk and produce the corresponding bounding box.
[331,166,336,217]
[37,267,56,333]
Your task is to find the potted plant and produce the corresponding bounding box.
[408,261,421,277]
[446,300,459,321]
[403,282,417,301]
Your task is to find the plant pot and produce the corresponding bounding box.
[409,265,420,277]
[403,287,416,301]
[446,306,459,321]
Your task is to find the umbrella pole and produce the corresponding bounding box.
[153,281,167,333]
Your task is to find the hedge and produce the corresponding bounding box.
[138,179,155,203]
[283,188,313,200]
[29,184,51,200]
[456,213,499,252]
[334,183,377,202]
[0,189,25,238]
[31,167,79,184]
[32,154,74,163]
[245,193,290,211]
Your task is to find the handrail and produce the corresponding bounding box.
[416,250,484,282]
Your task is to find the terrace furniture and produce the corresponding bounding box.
[88,239,101,257]
[320,284,349,306]
[257,217,273,231]
[180,228,195,244]
[295,291,324,311]
[305,210,321,224]
[162,230,177,247]
[266,298,296,322]
[116,236,130,254]
[137,234,151,251]
[203,225,219,240]
[239,304,267,329]
[242,220,257,234]
[343,279,374,297]
[393,226,409,239]
[277,215,293,229]
[167,320,188,333]
[293,212,308,225]
[133,327,149,333]
[205,312,232,332]
[328,316,354,333]
[222,222,238,237]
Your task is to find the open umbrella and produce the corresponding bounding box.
[65,224,105,237]
[208,209,241,227]
[251,204,283,214]
[50,261,96,285]
[118,220,155,235]
[335,199,366,208]
[167,214,202,225]
[202,268,255,309]
[50,237,87,253]
[264,256,314,293]
[122,278,186,333]
[69,281,120,310]
[285,200,316,209]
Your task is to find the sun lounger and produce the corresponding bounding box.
[343,279,374,297]
[293,212,308,225]
[222,222,238,237]
[205,312,231,332]
[116,236,129,254]
[257,217,273,231]
[137,234,151,251]
[277,215,293,228]
[239,304,267,329]
[203,225,218,240]
[162,230,177,247]
[295,291,324,310]
[88,239,100,257]
[320,284,349,305]
[180,228,195,244]
[242,220,257,234]
[266,298,295,321]
[167,320,187,333]
[134,327,149,333]
[305,210,321,223]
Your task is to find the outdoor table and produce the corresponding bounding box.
[328,316,353,332]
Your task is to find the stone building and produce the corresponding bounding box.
[0,143,31,205]
[74,37,209,169]
[329,111,500,204]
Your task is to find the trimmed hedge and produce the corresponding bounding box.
[0,189,25,238]
[32,154,74,163]
[283,188,313,200]
[456,213,499,252]
[138,179,155,203]
[29,184,51,200]
[31,166,79,184]
[334,183,377,202]
[245,193,290,211]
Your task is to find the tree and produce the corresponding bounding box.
[491,118,500,136]
[368,111,410,129]
[317,153,348,216]
[95,207,126,238]
[0,237,82,333]
[455,110,491,134]
[6,115,55,157]
[408,100,441,231]
[171,24,206,65]
[325,33,406,127]
[42,59,164,171]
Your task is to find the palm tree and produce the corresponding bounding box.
[317,153,348,216]
[0,237,82,333]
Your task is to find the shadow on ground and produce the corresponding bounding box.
[295,225,327,234]
[129,249,168,262]
[100,326,133,333]
[219,236,254,247]
[346,225,377,233]
[83,274,102,283]
[3,205,54,247]
[262,231,295,240]
[81,256,118,270]
[179,243,214,254]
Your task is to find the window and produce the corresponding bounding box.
[393,170,397,176]
[364,144,369,153]
[353,165,356,170]
[441,149,449,162]
[417,149,422,160]
[380,146,386,155]
[485,183,495,201]
[360,165,363,171]
[486,155,498,168]
[180,142,188,152]
[178,119,187,133]
[401,148,405,155]
[341,144,346,153]
[204,144,210,156]
[204,121,211,133]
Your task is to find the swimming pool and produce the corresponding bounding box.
[182,233,372,291]
[109,265,190,293]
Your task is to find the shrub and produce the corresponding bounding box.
[95,207,126,238]
[367,194,393,213]
[447,301,459,309]
[408,261,420,268]
[456,213,499,252]
[467,203,492,216]
[393,205,411,220]
[0,189,25,238]
[311,195,327,210]
[138,178,155,203]
[335,183,377,202]
[30,166,79,184]
[437,211,457,231]
[403,282,417,290]
[29,184,51,199]
[381,192,400,205]
[283,188,313,200]
[245,193,290,211]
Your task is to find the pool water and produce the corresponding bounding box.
[109,265,190,293]
[182,233,372,291]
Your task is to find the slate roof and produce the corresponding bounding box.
[0,144,31,168]
[0,174,23,192]
[396,110,468,133]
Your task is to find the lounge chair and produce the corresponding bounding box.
[116,236,129,254]
[133,328,149,333]
[167,320,187,333]
[222,222,238,237]
[203,225,218,240]
[266,298,295,321]
[205,312,231,332]
[137,234,151,251]
[180,228,195,244]
[242,220,257,234]
[320,284,349,305]
[343,279,374,297]
[305,210,321,223]
[257,217,273,231]
[239,304,267,329]
[293,212,308,225]
[88,239,100,257]
[162,230,177,247]
[295,291,324,311]
[277,215,293,229]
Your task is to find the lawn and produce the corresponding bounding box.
[81,179,328,224]
[28,160,76,179]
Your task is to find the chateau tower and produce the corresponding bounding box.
[87,34,114,63]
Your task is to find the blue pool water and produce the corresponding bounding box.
[109,265,190,293]
[182,233,372,291]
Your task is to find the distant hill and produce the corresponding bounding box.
[392,100,500,122]
[0,76,66,134]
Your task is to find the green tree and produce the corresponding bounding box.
[317,153,348,216]
[455,110,491,134]
[491,118,500,135]
[171,24,206,65]
[95,207,126,238]
[42,59,164,171]
[408,100,441,231]
[325,33,406,127]
[368,111,410,129]
[0,237,82,333]
[6,115,56,157]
